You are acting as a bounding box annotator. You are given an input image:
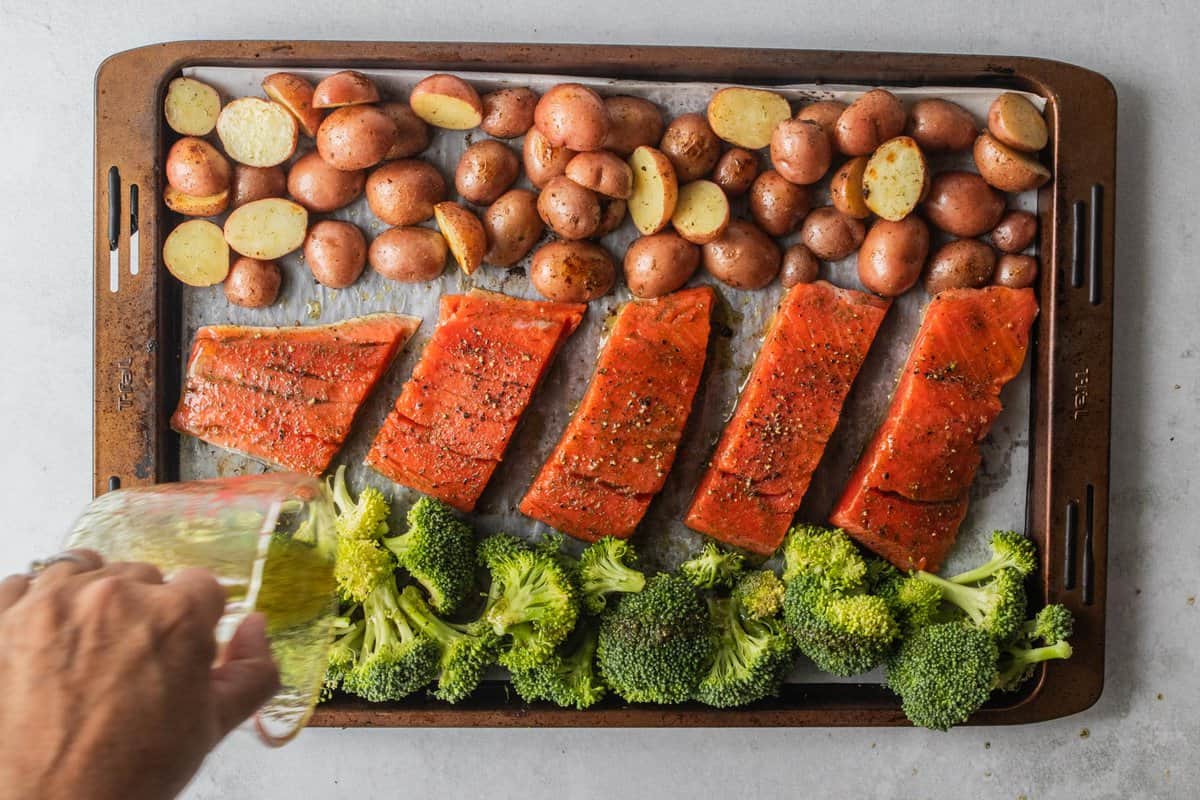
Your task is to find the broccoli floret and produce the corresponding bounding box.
[994,604,1075,692]
[877,572,945,634]
[382,497,475,615]
[885,620,1000,731]
[322,615,364,699]
[1023,603,1075,645]
[782,573,899,676]
[328,465,390,540]
[577,537,646,614]
[694,595,795,708]
[731,570,785,621]
[477,532,529,567]
[510,619,606,710]
[914,568,1027,641]
[779,524,867,591]
[679,542,746,589]
[482,544,580,670]
[396,585,500,703]
[342,576,439,702]
[333,536,396,604]
[597,573,714,704]
[947,530,1038,585]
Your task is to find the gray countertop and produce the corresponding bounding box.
[0,1,1195,798]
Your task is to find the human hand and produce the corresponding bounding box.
[0,550,279,800]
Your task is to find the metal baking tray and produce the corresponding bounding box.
[93,41,1115,727]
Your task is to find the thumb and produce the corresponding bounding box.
[210,613,280,738]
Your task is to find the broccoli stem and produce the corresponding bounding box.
[487,569,555,633]
[995,640,1073,688]
[914,571,990,626]
[948,555,1020,586]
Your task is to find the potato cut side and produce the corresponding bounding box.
[434,202,486,274]
[410,75,484,130]
[862,136,928,222]
[163,185,230,217]
[223,198,308,260]
[164,77,221,136]
[706,87,792,149]
[216,97,299,167]
[262,72,324,138]
[671,180,730,244]
[163,220,229,286]
[628,146,679,235]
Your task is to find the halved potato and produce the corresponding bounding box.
[409,74,483,130]
[862,136,928,222]
[829,155,871,219]
[706,87,791,149]
[987,92,1048,153]
[163,220,229,286]
[262,72,325,137]
[627,146,678,235]
[671,180,730,244]
[973,133,1051,192]
[312,70,380,109]
[434,201,486,275]
[164,77,221,136]
[223,198,308,260]
[216,97,299,167]
[163,185,229,217]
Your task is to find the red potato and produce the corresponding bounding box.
[987,93,1048,153]
[780,244,820,287]
[483,189,544,268]
[434,201,487,274]
[922,171,1006,237]
[749,170,810,237]
[706,87,791,149]
[829,156,871,219]
[627,145,679,235]
[312,71,380,109]
[795,100,848,146]
[365,159,446,226]
[317,105,397,171]
[994,253,1038,289]
[660,113,722,182]
[565,151,634,199]
[861,136,928,221]
[223,257,281,308]
[535,83,609,152]
[165,137,230,197]
[262,72,325,137]
[671,180,730,244]
[164,77,221,136]
[602,96,665,156]
[770,118,832,185]
[380,102,432,160]
[711,148,759,196]
[480,87,538,139]
[522,128,577,189]
[287,151,365,213]
[454,140,520,205]
[924,239,998,294]
[858,216,930,297]
[973,133,1051,192]
[906,98,977,152]
[164,185,229,217]
[304,220,367,289]
[231,164,286,209]
[369,227,448,283]
[537,176,601,240]
[163,220,229,286]
[595,198,628,237]
[410,74,484,130]
[801,207,866,262]
[623,231,700,298]
[835,89,906,156]
[530,240,616,303]
[990,210,1038,253]
[701,220,781,290]
[216,97,299,168]
[223,198,308,261]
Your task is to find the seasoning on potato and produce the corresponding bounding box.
[923,239,998,295]
[794,100,847,146]
[312,71,380,109]
[231,164,286,209]
[434,201,487,274]
[483,189,544,268]
[166,137,231,198]
[921,170,1006,237]
[262,72,325,137]
[595,198,628,237]
[380,102,432,159]
[973,133,1051,193]
[216,97,299,168]
[701,219,782,290]
[711,148,759,196]
[993,253,1038,289]
[602,96,665,156]
[316,105,398,171]
[906,98,977,153]
[829,156,871,220]
[801,206,866,262]
[534,83,609,152]
[565,151,634,199]
[369,226,448,283]
[660,114,722,183]
[624,231,700,298]
[537,176,601,240]
[857,216,930,297]
[523,128,577,189]
[164,77,221,136]
[862,136,928,221]
[987,92,1048,153]
[835,88,906,156]
[164,184,229,217]
[770,118,833,185]
[990,209,1038,253]
[224,257,281,308]
[163,219,230,287]
[627,145,679,235]
[480,87,538,139]
[455,140,521,205]
[780,243,820,287]
[749,170,810,237]
[304,220,367,289]
[366,159,446,226]
[287,151,365,213]
[530,240,616,303]
[409,74,484,130]
[223,198,309,261]
[706,87,791,150]
[671,180,730,245]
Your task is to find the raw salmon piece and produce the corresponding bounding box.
[172,314,420,475]
[520,287,713,540]
[685,282,890,555]
[367,290,586,511]
[831,286,1038,571]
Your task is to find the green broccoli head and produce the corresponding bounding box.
[877,572,945,634]
[731,570,785,621]
[885,620,1000,731]
[679,542,746,589]
[948,530,1038,585]
[483,545,580,669]
[510,619,606,710]
[1026,603,1074,645]
[578,537,646,614]
[914,568,1027,641]
[396,585,500,703]
[342,576,439,702]
[779,525,867,592]
[477,532,530,568]
[328,465,391,540]
[381,496,476,615]
[694,596,795,708]
[333,536,396,604]
[994,604,1076,693]
[322,616,365,700]
[782,573,899,677]
[597,573,714,704]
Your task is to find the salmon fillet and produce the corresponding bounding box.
[685,281,890,555]
[520,287,714,541]
[366,290,585,512]
[171,314,421,475]
[831,286,1038,572]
